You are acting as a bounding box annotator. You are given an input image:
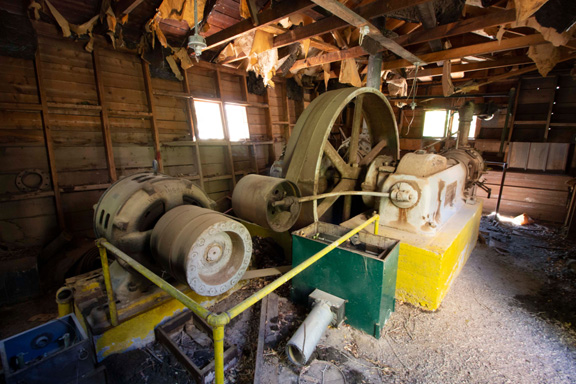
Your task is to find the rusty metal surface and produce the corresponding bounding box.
[232,174,301,232]
[93,172,216,268]
[151,205,252,296]
[378,160,467,234]
[155,310,239,384]
[395,152,447,177]
[282,87,400,227]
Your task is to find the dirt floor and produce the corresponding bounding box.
[2,216,576,383]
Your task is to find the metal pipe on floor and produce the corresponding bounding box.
[286,300,333,365]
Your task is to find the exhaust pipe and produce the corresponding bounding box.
[286,289,345,366]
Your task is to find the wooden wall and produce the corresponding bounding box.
[0,35,299,248]
[477,171,571,223]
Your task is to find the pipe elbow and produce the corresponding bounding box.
[206,312,231,327]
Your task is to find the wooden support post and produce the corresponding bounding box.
[215,70,237,187]
[264,87,277,165]
[240,74,259,174]
[505,78,522,162]
[366,53,383,90]
[141,61,164,172]
[34,50,66,230]
[92,48,118,182]
[183,70,205,189]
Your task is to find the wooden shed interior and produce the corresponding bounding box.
[0,0,576,382]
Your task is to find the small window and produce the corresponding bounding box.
[224,104,251,141]
[422,110,448,137]
[451,112,478,138]
[194,100,225,140]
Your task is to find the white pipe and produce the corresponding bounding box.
[286,301,333,366]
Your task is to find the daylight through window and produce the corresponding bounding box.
[224,104,251,141]
[194,100,225,140]
[422,110,447,137]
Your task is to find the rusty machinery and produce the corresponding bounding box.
[234,89,490,235]
[92,172,252,303]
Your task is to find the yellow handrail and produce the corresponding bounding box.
[97,213,380,384]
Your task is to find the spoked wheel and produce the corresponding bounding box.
[282,87,400,228]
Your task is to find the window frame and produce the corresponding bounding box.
[422,110,449,138]
[193,98,226,141]
[223,102,251,142]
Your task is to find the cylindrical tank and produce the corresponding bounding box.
[232,174,301,232]
[151,205,252,296]
[93,172,216,267]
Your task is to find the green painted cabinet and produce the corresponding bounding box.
[292,222,399,339]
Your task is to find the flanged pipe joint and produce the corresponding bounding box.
[286,289,346,366]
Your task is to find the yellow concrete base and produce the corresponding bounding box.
[68,270,244,361]
[343,201,482,310]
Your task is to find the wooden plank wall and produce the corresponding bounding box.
[477,171,571,223]
[0,36,298,248]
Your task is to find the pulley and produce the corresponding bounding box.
[93,172,216,268]
[232,174,301,232]
[151,205,252,296]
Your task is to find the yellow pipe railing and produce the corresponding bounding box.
[97,213,380,384]
[99,245,118,326]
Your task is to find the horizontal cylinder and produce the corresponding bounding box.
[232,174,301,232]
[151,205,252,296]
[286,301,333,366]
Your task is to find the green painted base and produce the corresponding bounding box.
[291,222,399,339]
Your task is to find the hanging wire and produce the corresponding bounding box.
[403,64,420,136]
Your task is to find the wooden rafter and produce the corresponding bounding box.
[395,9,516,47]
[406,55,533,78]
[274,0,431,50]
[292,33,547,71]
[310,0,423,64]
[204,0,316,51]
[382,34,546,70]
[115,0,145,16]
[415,2,442,51]
[291,46,366,71]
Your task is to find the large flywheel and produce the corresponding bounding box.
[282,87,400,227]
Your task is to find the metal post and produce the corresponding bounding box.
[213,325,225,384]
[98,245,118,326]
[374,217,379,236]
[99,241,212,320]
[496,163,507,216]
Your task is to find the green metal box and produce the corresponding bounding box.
[292,222,399,339]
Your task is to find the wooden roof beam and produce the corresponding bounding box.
[415,2,442,51]
[115,0,145,16]
[382,34,547,70]
[406,55,533,78]
[395,9,516,47]
[204,0,316,51]
[274,0,432,49]
[291,46,367,71]
[291,10,524,72]
[310,0,423,64]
